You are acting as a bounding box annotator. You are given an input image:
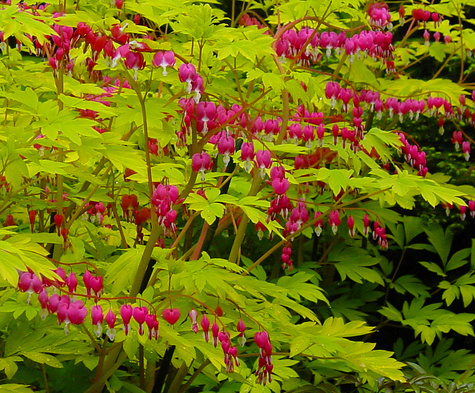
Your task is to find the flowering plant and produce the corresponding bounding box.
[1,0,475,392]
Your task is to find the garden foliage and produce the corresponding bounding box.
[0,0,475,392]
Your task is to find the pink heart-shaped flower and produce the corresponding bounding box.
[162,308,181,325]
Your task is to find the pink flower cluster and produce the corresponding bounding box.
[397,133,428,177]
[178,63,204,102]
[275,27,394,71]
[192,152,213,181]
[323,81,474,164]
[84,201,106,225]
[372,222,388,249]
[238,13,269,32]
[18,268,104,334]
[285,201,309,237]
[152,51,176,76]
[411,9,443,27]
[151,184,180,235]
[118,304,159,339]
[456,201,475,220]
[313,211,387,248]
[451,131,471,160]
[368,3,392,30]
[177,98,245,147]
[121,194,140,222]
[281,244,293,270]
[254,331,273,385]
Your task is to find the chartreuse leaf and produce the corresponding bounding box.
[0,383,34,392]
[214,26,274,62]
[340,343,405,382]
[101,144,147,174]
[4,157,28,190]
[286,79,309,103]
[272,357,299,380]
[21,352,63,368]
[262,73,286,94]
[0,6,55,47]
[403,216,425,245]
[330,295,368,321]
[159,324,196,365]
[185,188,231,224]
[199,252,245,273]
[123,330,140,360]
[439,280,459,306]
[348,59,379,86]
[398,298,475,344]
[431,313,475,336]
[0,87,39,111]
[0,235,56,286]
[440,273,475,307]
[58,94,117,117]
[379,303,404,322]
[277,272,328,305]
[0,357,21,380]
[329,245,384,285]
[288,318,404,382]
[419,261,446,277]
[106,247,143,296]
[171,4,225,40]
[237,275,318,321]
[429,42,447,62]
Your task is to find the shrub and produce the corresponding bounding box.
[0,1,474,392]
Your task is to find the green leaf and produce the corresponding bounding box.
[102,145,147,174]
[106,248,143,296]
[419,261,446,277]
[379,303,403,322]
[286,79,308,103]
[446,248,471,271]
[0,358,19,380]
[348,59,379,86]
[241,255,266,280]
[431,313,475,336]
[391,275,430,298]
[171,4,224,40]
[123,331,139,360]
[329,245,384,285]
[58,94,117,117]
[425,224,453,265]
[262,73,286,93]
[4,158,28,190]
[278,272,328,305]
[214,30,273,62]
[441,282,459,306]
[21,352,63,368]
[403,216,425,245]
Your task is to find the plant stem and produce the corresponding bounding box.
[139,344,146,390]
[42,364,50,393]
[85,350,127,393]
[457,355,475,384]
[228,170,261,264]
[177,360,210,393]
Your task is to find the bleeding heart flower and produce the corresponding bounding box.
[162,308,181,325]
[105,308,117,341]
[145,313,159,339]
[133,306,148,335]
[200,314,210,342]
[120,304,133,335]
